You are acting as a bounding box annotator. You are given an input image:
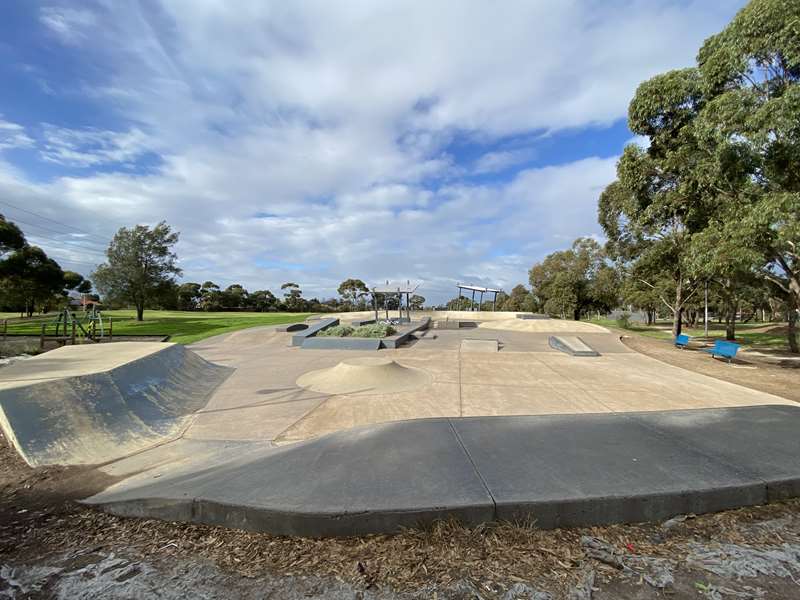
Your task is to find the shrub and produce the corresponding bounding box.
[316,323,397,338]
[317,324,354,337]
[616,312,631,329]
[351,323,396,338]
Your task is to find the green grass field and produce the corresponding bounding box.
[4,310,312,345]
[587,317,790,350]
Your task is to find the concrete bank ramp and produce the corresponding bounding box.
[479,319,609,334]
[549,335,600,356]
[86,405,800,538]
[0,342,232,467]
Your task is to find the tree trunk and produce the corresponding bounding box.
[788,307,798,354]
[672,279,683,338]
[573,308,581,321]
[725,299,738,341]
[136,303,144,321]
[788,277,800,353]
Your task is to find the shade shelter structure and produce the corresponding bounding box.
[371,281,420,322]
[456,283,503,311]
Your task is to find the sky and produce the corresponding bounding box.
[0,0,746,303]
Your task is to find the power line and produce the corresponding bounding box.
[24,233,108,258]
[8,213,111,244]
[0,199,109,243]
[38,252,101,268]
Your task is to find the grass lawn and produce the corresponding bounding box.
[4,310,313,345]
[587,317,790,351]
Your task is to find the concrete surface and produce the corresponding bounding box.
[87,405,800,537]
[479,319,608,333]
[87,418,495,537]
[6,314,798,538]
[460,339,500,352]
[0,342,172,389]
[549,335,600,356]
[296,357,431,395]
[0,343,232,466]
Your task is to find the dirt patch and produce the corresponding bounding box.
[621,334,800,403]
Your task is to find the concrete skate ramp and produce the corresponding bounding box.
[549,335,600,357]
[479,319,608,333]
[296,357,431,395]
[86,405,800,537]
[0,343,232,467]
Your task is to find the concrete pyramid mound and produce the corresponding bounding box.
[296,357,431,395]
[0,343,232,467]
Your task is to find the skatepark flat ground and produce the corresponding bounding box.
[4,313,798,537]
[184,322,793,446]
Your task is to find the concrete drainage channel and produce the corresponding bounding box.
[85,405,800,538]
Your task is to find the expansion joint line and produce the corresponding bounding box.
[457,345,463,417]
[447,419,497,517]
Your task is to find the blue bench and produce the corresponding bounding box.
[674,334,690,348]
[702,340,740,363]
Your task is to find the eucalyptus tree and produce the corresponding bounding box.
[0,213,25,256]
[599,67,713,337]
[337,278,369,310]
[529,238,619,320]
[93,222,182,321]
[0,246,65,316]
[692,0,800,350]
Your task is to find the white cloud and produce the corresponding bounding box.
[2,0,744,301]
[0,119,34,151]
[39,125,154,168]
[39,6,97,44]
[473,148,537,175]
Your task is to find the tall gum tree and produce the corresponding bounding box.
[599,68,712,337]
[693,0,800,351]
[93,222,182,321]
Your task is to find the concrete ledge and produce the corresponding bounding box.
[382,317,431,349]
[350,318,376,326]
[291,318,339,346]
[302,337,382,351]
[301,318,432,351]
[276,323,308,333]
[434,319,477,330]
[86,406,800,537]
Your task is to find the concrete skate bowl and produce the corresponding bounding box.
[0,342,232,467]
[296,357,431,395]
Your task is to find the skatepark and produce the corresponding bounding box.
[1,311,798,537]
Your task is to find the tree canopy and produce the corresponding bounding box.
[93,222,182,321]
[529,238,619,320]
[337,278,369,310]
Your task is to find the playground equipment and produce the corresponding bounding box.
[40,307,113,349]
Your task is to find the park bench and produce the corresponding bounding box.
[702,339,740,363]
[674,334,690,348]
